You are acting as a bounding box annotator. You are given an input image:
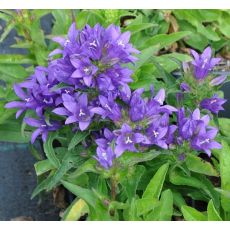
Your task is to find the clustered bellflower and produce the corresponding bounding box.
[5,23,224,169]
[191,46,221,80]
[176,108,221,156]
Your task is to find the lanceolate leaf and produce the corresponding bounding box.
[219,141,230,212]
[142,163,169,200]
[43,133,61,168]
[0,64,28,79]
[131,45,159,71]
[61,180,97,208]
[0,55,35,65]
[125,23,157,35]
[34,159,55,176]
[68,131,89,151]
[169,168,219,208]
[118,149,160,167]
[207,200,222,221]
[68,158,98,179]
[62,198,89,221]
[185,154,219,177]
[146,189,173,221]
[120,165,146,201]
[139,31,191,50]
[181,205,207,221]
[0,121,30,143]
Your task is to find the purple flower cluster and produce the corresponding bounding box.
[191,47,221,80]
[5,23,223,169]
[180,47,227,115]
[177,108,221,156]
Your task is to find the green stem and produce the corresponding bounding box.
[111,177,117,201]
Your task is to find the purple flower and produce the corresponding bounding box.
[191,47,221,80]
[146,88,177,120]
[146,114,169,149]
[210,75,227,86]
[114,123,148,157]
[200,95,227,114]
[5,84,37,118]
[53,93,94,131]
[177,108,203,140]
[51,23,139,87]
[165,125,177,145]
[191,127,222,156]
[104,24,140,64]
[119,84,131,103]
[70,57,98,87]
[129,88,146,122]
[94,146,115,169]
[180,82,191,92]
[24,117,60,143]
[91,94,122,122]
[95,128,116,149]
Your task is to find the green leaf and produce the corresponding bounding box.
[139,31,191,50]
[0,22,14,43]
[207,200,222,221]
[181,205,207,221]
[173,10,220,41]
[218,118,230,137]
[172,190,186,210]
[150,56,176,85]
[125,23,157,35]
[62,198,89,221]
[52,10,72,35]
[219,141,230,212]
[0,64,28,79]
[43,133,61,168]
[31,172,54,199]
[30,20,46,47]
[218,12,230,38]
[0,12,12,21]
[146,189,173,221]
[46,147,85,190]
[169,168,219,208]
[76,10,90,29]
[34,159,55,176]
[0,121,30,143]
[109,201,128,211]
[126,198,141,221]
[132,46,159,71]
[118,149,160,167]
[0,55,35,65]
[155,53,192,73]
[120,165,145,201]
[68,158,98,179]
[61,180,97,208]
[10,42,33,49]
[136,198,159,217]
[142,163,169,200]
[68,131,89,151]
[185,154,219,177]
[185,33,208,51]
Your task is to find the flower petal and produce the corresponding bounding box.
[65,115,78,124]
[79,121,90,131]
[24,117,43,127]
[31,128,42,144]
[52,107,69,116]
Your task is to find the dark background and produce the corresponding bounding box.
[0,15,60,221]
[0,14,229,221]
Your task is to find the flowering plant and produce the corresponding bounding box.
[4,21,230,221]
